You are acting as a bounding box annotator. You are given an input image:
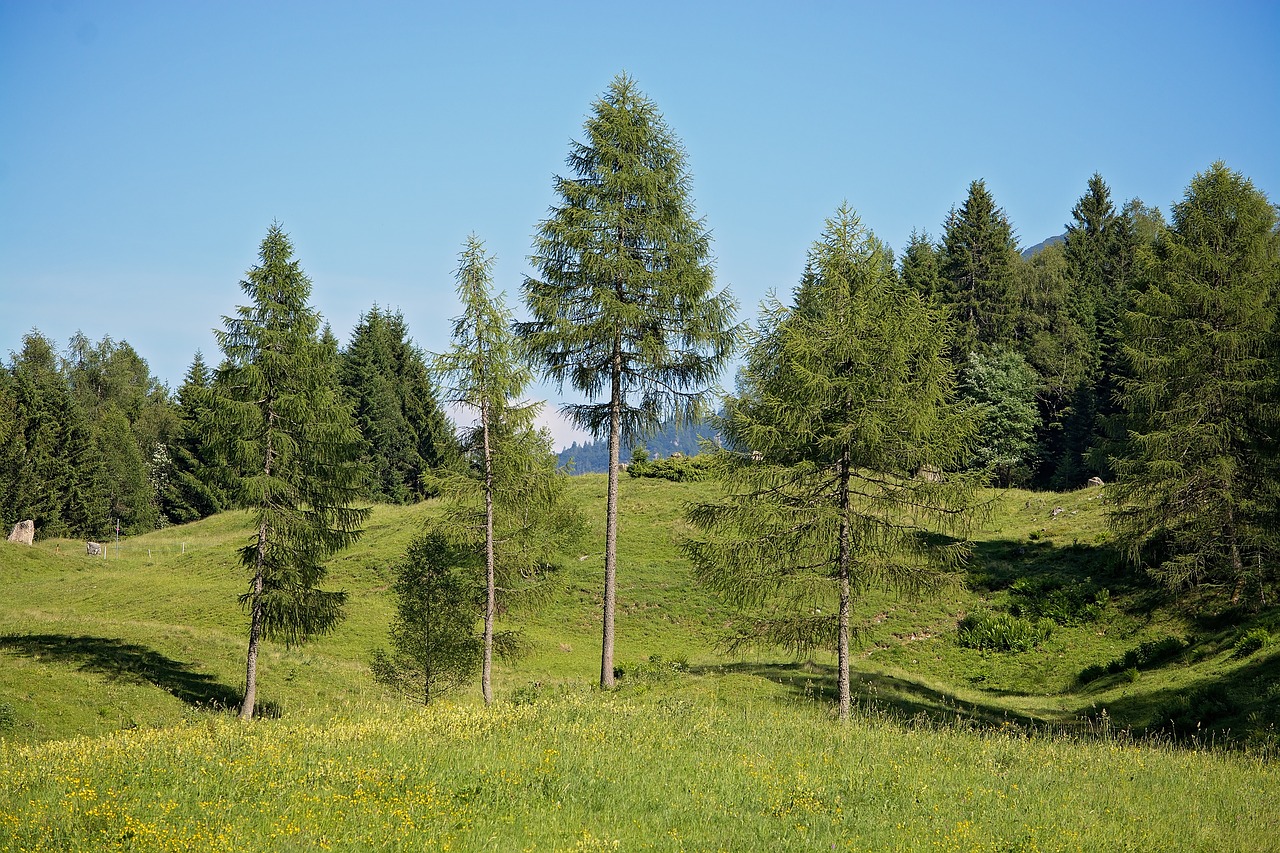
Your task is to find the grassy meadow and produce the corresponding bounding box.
[2,474,1279,850]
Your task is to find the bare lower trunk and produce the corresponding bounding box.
[239,548,265,720]
[481,399,496,705]
[837,446,852,721]
[601,359,622,689]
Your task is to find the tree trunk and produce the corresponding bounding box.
[600,349,622,689]
[481,397,496,705]
[239,529,266,720]
[837,446,852,722]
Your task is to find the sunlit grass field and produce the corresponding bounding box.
[2,474,1279,849]
[3,685,1277,852]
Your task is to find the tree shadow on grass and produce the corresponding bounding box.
[693,660,1047,729]
[0,633,244,712]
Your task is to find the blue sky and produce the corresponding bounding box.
[3,0,1277,449]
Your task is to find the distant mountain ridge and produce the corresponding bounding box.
[557,418,719,474]
[1020,233,1066,259]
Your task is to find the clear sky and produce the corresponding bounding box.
[3,0,1277,449]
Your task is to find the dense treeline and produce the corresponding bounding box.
[0,309,458,540]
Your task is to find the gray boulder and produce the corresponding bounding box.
[7,520,34,546]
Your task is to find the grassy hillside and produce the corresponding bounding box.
[2,476,1278,745]
[3,475,1279,849]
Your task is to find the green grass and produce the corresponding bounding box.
[2,684,1277,852]
[2,475,1279,849]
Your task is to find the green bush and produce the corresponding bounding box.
[1008,577,1109,626]
[1078,636,1187,685]
[956,610,1052,652]
[626,453,715,482]
[1232,628,1270,659]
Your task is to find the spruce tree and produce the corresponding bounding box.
[683,205,981,720]
[340,306,456,503]
[1061,174,1139,481]
[1109,163,1280,604]
[900,229,943,301]
[163,352,229,523]
[939,180,1020,357]
[520,74,737,688]
[1010,243,1096,487]
[212,223,369,719]
[0,332,107,538]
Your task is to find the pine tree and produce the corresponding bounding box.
[212,223,369,719]
[1109,163,1280,604]
[683,205,981,720]
[163,352,229,523]
[340,306,456,503]
[900,229,943,301]
[939,180,1020,357]
[435,235,584,703]
[520,74,737,688]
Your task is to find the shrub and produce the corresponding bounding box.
[956,611,1052,652]
[1077,636,1187,685]
[1232,628,1270,659]
[1008,577,1110,626]
[626,454,715,482]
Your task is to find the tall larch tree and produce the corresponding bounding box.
[212,223,369,719]
[520,73,737,688]
[436,236,544,704]
[683,205,982,720]
[1109,163,1280,605]
[939,180,1020,357]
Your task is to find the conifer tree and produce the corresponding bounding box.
[1109,163,1280,604]
[520,74,737,688]
[163,352,229,523]
[340,306,456,503]
[1061,174,1138,481]
[212,223,369,719]
[1010,243,1096,487]
[939,180,1020,357]
[436,236,584,703]
[0,332,106,538]
[683,205,981,720]
[370,531,483,705]
[900,229,943,301]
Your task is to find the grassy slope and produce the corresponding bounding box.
[3,475,1280,850]
[2,476,1278,745]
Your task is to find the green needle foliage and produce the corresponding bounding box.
[370,531,484,705]
[1109,163,1280,604]
[939,180,1020,358]
[340,306,457,503]
[520,73,737,688]
[212,223,370,720]
[684,204,983,720]
[434,235,585,704]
